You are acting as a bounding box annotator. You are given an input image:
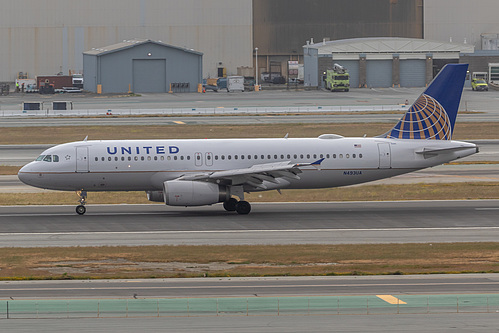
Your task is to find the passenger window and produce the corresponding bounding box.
[228,155,232,160]
[134,156,138,161]
[326,154,330,159]
[294,154,297,159]
[287,154,290,159]
[248,155,251,159]
[215,155,219,160]
[300,154,304,159]
[101,157,105,161]
[359,154,363,158]
[333,154,337,158]
[122,157,125,161]
[313,154,317,159]
[108,157,112,161]
[254,155,258,159]
[147,156,151,161]
[174,156,178,161]
[154,156,157,161]
[95,157,98,162]
[128,156,132,161]
[161,156,165,161]
[346,154,350,158]
[141,156,145,161]
[307,154,310,159]
[274,155,278,159]
[353,154,356,158]
[280,154,284,159]
[339,154,343,158]
[320,154,324,158]
[187,156,191,160]
[221,155,225,160]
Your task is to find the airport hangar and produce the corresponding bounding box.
[303,37,475,88]
[83,39,203,94]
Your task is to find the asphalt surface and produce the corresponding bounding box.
[1,86,498,112]
[1,274,499,299]
[0,200,498,247]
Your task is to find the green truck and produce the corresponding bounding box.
[325,63,350,92]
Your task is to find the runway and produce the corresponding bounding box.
[1,274,499,299]
[0,200,497,247]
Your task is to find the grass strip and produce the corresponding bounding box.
[0,122,495,144]
[1,242,499,280]
[1,182,498,205]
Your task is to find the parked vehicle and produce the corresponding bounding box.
[325,63,350,92]
[471,79,489,91]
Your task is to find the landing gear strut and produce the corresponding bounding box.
[76,190,87,215]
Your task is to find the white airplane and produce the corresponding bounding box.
[18,64,478,215]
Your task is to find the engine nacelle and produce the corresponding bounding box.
[163,180,229,206]
[146,191,164,202]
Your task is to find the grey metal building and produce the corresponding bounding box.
[83,40,202,94]
[304,37,474,88]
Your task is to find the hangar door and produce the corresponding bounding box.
[132,59,166,93]
[400,60,426,87]
[335,60,359,89]
[366,60,392,88]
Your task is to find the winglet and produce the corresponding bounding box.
[310,158,325,170]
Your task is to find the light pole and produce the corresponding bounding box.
[255,47,259,90]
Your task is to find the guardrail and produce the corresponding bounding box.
[0,105,408,118]
[1,294,498,319]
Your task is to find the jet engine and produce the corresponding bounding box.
[162,180,229,206]
[146,190,164,202]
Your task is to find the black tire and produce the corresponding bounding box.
[235,201,251,215]
[223,198,238,212]
[76,205,86,215]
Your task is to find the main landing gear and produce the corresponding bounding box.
[76,190,87,215]
[223,198,251,215]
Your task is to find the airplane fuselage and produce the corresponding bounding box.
[18,136,478,192]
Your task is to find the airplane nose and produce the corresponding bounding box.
[18,163,36,186]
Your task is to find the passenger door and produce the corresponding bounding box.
[76,146,89,173]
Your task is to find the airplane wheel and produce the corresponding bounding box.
[223,198,238,212]
[235,201,251,215]
[76,205,86,215]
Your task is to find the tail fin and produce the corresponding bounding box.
[381,63,468,140]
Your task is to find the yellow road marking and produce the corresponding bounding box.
[173,121,186,125]
[376,295,407,305]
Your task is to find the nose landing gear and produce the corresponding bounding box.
[76,190,87,215]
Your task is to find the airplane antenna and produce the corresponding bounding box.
[284,133,289,139]
[363,134,367,137]
[83,136,88,141]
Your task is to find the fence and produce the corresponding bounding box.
[0,105,408,118]
[1,294,499,319]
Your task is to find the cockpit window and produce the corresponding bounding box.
[36,154,59,162]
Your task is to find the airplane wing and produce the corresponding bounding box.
[177,158,324,190]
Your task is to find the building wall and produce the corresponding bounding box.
[0,0,251,82]
[424,0,499,49]
[253,0,423,56]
